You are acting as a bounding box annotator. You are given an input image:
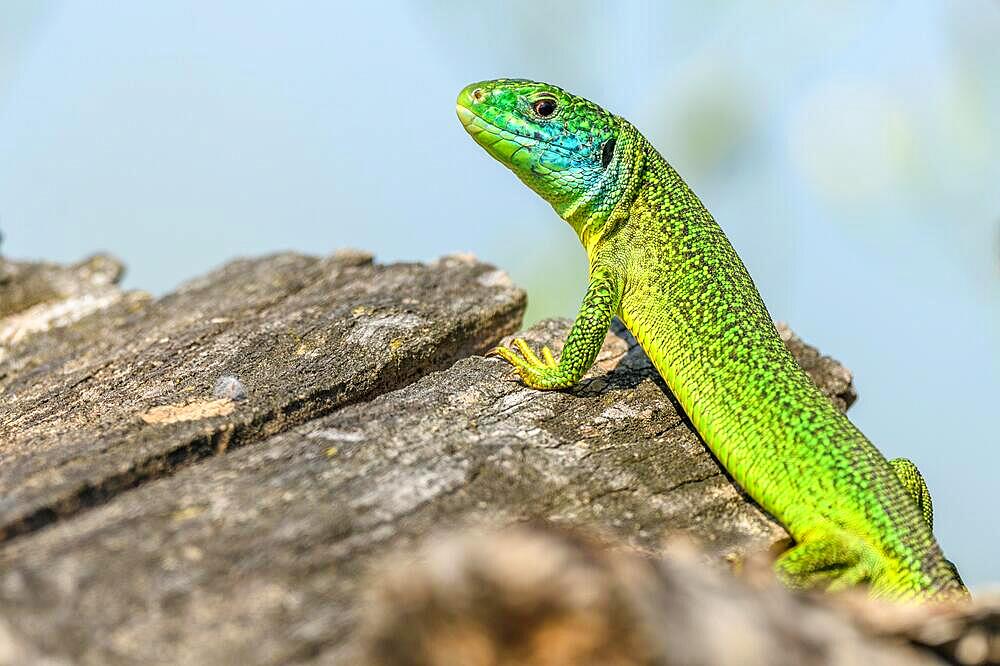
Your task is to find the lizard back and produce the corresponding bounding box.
[611,134,960,597]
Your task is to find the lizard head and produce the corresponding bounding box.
[456,79,620,221]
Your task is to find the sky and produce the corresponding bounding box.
[1,1,998,587]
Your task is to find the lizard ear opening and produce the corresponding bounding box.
[601,138,616,168]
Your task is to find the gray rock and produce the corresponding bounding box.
[0,253,125,319]
[0,310,857,664]
[0,251,525,546]
[361,525,942,666]
[0,250,991,665]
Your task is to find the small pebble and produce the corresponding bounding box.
[213,375,247,402]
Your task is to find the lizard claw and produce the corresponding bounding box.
[488,338,570,389]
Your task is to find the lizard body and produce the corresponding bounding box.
[456,78,966,600]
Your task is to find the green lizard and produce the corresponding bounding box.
[456,78,967,601]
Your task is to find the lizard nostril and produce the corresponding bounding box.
[471,88,485,103]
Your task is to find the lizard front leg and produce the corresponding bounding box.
[490,265,621,389]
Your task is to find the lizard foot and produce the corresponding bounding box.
[889,457,967,592]
[774,531,874,592]
[889,457,933,529]
[488,338,575,390]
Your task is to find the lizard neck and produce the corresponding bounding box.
[558,118,647,258]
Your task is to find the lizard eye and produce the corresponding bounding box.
[532,98,557,118]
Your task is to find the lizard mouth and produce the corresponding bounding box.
[456,104,539,162]
[456,104,583,169]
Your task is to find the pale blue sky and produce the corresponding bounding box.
[2,1,997,586]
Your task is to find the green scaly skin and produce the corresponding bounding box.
[456,78,968,601]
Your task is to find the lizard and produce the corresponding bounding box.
[455,78,967,601]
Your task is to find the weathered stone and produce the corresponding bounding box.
[0,315,855,664]
[0,252,525,545]
[361,525,942,666]
[2,250,990,666]
[0,253,125,320]
[0,254,130,360]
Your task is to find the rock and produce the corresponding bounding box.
[0,323,743,663]
[360,525,940,666]
[0,252,525,545]
[0,254,129,349]
[0,252,125,314]
[0,250,992,665]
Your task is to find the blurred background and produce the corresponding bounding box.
[1,1,997,586]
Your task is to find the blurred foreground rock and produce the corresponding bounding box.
[0,250,994,665]
[363,525,993,666]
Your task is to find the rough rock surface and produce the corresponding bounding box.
[0,253,125,322]
[362,526,945,666]
[0,250,993,665]
[0,251,524,544]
